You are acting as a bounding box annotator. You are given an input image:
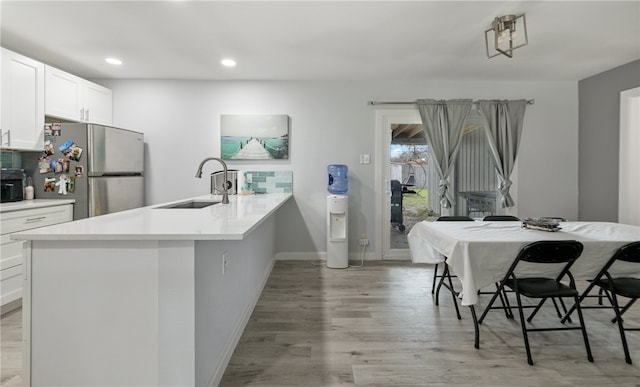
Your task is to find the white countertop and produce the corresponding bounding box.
[0,199,76,213]
[11,193,292,241]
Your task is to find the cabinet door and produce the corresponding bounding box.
[45,65,83,121]
[0,234,23,271]
[0,264,22,307]
[0,204,73,309]
[0,234,24,306]
[83,81,112,126]
[0,48,45,151]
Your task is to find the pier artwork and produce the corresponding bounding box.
[220,114,289,160]
[221,135,288,160]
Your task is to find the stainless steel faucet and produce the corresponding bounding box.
[195,157,229,204]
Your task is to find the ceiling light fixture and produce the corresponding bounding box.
[485,14,528,58]
[221,59,236,67]
[105,57,123,65]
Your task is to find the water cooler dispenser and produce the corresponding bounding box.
[327,165,348,269]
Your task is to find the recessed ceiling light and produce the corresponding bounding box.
[221,59,236,67]
[105,57,122,65]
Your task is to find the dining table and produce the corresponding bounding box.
[407,220,640,348]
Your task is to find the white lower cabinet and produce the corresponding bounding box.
[0,204,73,312]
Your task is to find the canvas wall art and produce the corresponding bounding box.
[220,114,289,160]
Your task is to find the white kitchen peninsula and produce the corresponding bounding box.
[12,193,292,387]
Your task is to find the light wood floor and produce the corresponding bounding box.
[2,261,639,386]
[1,306,22,386]
[220,261,640,386]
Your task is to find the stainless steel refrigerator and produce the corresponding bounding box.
[30,123,144,220]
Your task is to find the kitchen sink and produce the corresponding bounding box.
[155,200,221,209]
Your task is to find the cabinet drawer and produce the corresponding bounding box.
[0,235,23,270]
[0,204,73,234]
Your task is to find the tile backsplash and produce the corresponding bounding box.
[1,150,21,168]
[240,171,292,194]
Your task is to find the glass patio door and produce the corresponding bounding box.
[376,109,437,260]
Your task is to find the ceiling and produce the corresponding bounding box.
[1,1,638,82]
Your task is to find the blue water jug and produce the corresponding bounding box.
[327,164,348,194]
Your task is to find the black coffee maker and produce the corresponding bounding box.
[1,168,24,203]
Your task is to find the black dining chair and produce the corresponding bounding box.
[478,240,593,365]
[561,241,640,364]
[478,215,571,320]
[432,216,474,319]
[483,215,521,221]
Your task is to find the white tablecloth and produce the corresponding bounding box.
[407,221,640,306]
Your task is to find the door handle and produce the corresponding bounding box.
[25,216,46,223]
[2,130,11,146]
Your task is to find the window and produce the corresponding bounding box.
[453,111,498,217]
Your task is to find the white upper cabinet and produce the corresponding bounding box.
[44,66,82,121]
[83,80,113,126]
[0,48,45,151]
[45,65,112,126]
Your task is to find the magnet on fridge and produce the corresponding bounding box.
[45,123,61,136]
[68,145,83,161]
[51,159,63,174]
[55,175,68,195]
[38,156,51,174]
[44,177,56,192]
[74,165,84,178]
[58,139,74,154]
[44,140,55,155]
[52,123,61,136]
[67,176,75,193]
[62,159,70,173]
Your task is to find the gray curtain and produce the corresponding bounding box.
[416,99,473,208]
[477,100,527,208]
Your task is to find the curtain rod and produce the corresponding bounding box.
[367,99,535,106]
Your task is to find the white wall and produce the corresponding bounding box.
[103,79,578,257]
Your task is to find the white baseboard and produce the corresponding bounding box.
[382,254,412,261]
[275,251,380,261]
[275,251,325,260]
